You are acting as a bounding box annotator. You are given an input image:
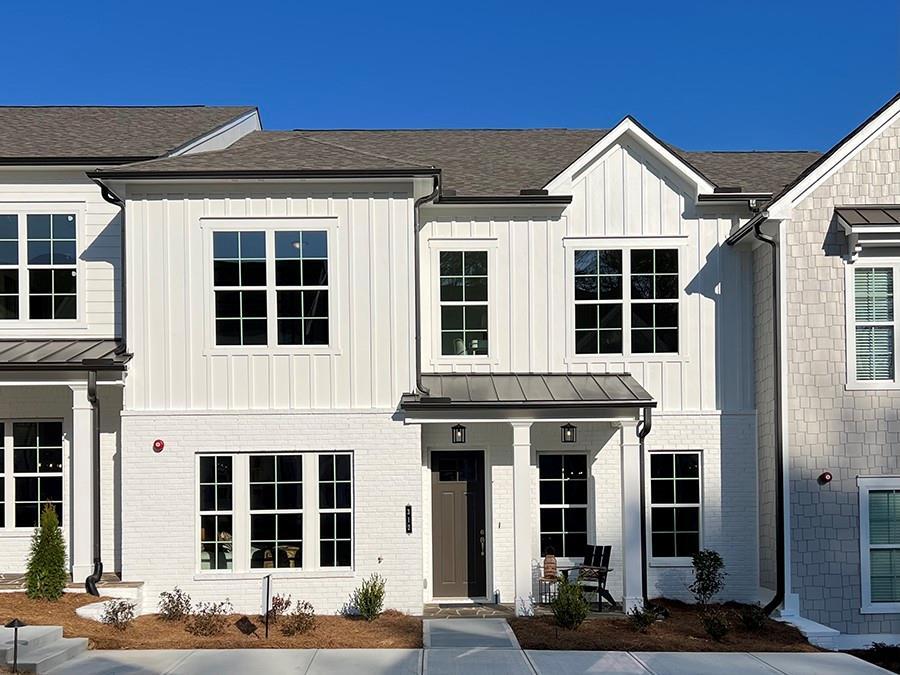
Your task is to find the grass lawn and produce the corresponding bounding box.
[0,593,422,649]
[511,599,818,652]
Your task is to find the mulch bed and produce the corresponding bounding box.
[0,593,422,649]
[510,599,818,652]
[845,645,900,674]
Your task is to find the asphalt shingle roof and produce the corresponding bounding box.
[97,127,823,197]
[0,106,256,162]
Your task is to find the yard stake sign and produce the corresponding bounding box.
[261,574,272,638]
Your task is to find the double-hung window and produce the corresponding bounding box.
[249,455,303,569]
[213,232,267,346]
[859,477,900,612]
[538,454,588,558]
[198,455,234,571]
[0,216,18,320]
[439,251,488,356]
[648,451,701,561]
[275,231,328,345]
[574,248,679,355]
[318,453,353,567]
[853,267,895,382]
[11,422,64,528]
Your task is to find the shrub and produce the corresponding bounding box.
[351,574,386,621]
[186,600,233,636]
[702,608,731,641]
[158,587,192,621]
[738,602,767,631]
[25,504,68,600]
[628,603,661,633]
[268,594,292,622]
[281,600,316,636]
[689,549,727,606]
[100,599,137,631]
[550,576,588,630]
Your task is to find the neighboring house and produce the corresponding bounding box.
[0,94,897,647]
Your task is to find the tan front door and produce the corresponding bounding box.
[431,451,486,598]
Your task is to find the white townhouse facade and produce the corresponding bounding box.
[1,95,899,646]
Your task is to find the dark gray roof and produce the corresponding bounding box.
[835,206,900,225]
[0,106,256,163]
[401,373,654,409]
[0,340,130,370]
[96,127,822,197]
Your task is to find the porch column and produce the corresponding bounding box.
[621,428,644,612]
[511,421,533,615]
[70,383,94,582]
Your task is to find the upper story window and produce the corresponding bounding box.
[853,267,895,382]
[574,248,678,355]
[0,213,77,321]
[439,251,488,356]
[211,229,330,348]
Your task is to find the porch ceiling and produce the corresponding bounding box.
[0,339,131,371]
[400,373,655,413]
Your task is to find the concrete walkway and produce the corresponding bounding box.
[46,619,890,674]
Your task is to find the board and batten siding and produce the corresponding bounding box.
[123,183,416,412]
[420,140,755,413]
[0,170,121,338]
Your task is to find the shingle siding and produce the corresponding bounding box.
[785,116,900,635]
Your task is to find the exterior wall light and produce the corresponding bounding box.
[451,424,467,444]
[561,423,577,444]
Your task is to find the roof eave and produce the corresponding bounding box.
[88,167,441,180]
[434,195,573,206]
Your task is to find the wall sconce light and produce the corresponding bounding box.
[561,423,577,444]
[451,424,467,444]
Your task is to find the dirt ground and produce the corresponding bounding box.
[511,599,818,652]
[845,646,900,674]
[0,593,422,649]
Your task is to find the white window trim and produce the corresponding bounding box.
[563,236,689,364]
[858,475,900,613]
[0,203,88,331]
[0,419,68,536]
[846,259,900,390]
[200,217,341,356]
[426,238,500,367]
[194,450,354,577]
[646,449,703,568]
[536,450,591,565]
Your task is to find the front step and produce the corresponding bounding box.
[0,626,63,658]
[8,637,88,673]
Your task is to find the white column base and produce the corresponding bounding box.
[623,595,643,613]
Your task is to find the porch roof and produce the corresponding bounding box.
[0,339,131,371]
[400,373,655,411]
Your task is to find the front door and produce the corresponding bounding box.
[431,451,486,598]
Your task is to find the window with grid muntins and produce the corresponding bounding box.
[318,453,352,567]
[27,214,77,320]
[249,455,303,569]
[649,452,700,559]
[275,231,328,346]
[630,249,678,353]
[539,454,588,557]
[855,267,894,381]
[13,422,63,527]
[439,251,488,356]
[574,250,623,354]
[213,231,267,346]
[198,455,234,570]
[868,489,900,602]
[0,216,18,320]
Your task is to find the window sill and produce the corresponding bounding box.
[0,530,37,538]
[204,346,341,357]
[649,557,693,568]
[0,321,89,331]
[566,353,689,365]
[861,601,900,614]
[193,569,355,582]
[846,381,900,391]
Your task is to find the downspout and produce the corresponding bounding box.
[636,406,653,605]
[413,173,441,395]
[753,218,785,617]
[84,370,103,595]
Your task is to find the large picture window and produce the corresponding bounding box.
[854,267,894,381]
[648,452,701,560]
[12,422,63,528]
[439,251,488,356]
[574,248,678,355]
[539,454,588,558]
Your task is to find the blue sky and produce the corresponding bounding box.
[2,0,897,151]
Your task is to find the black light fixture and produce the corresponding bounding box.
[451,424,467,444]
[561,423,577,444]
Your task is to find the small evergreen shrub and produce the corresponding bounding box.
[550,576,588,630]
[281,600,316,635]
[689,549,727,606]
[701,608,731,641]
[158,587,192,621]
[25,504,68,600]
[100,599,137,631]
[738,602,767,631]
[269,594,292,622]
[628,603,660,633]
[351,574,386,621]
[186,600,233,636]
